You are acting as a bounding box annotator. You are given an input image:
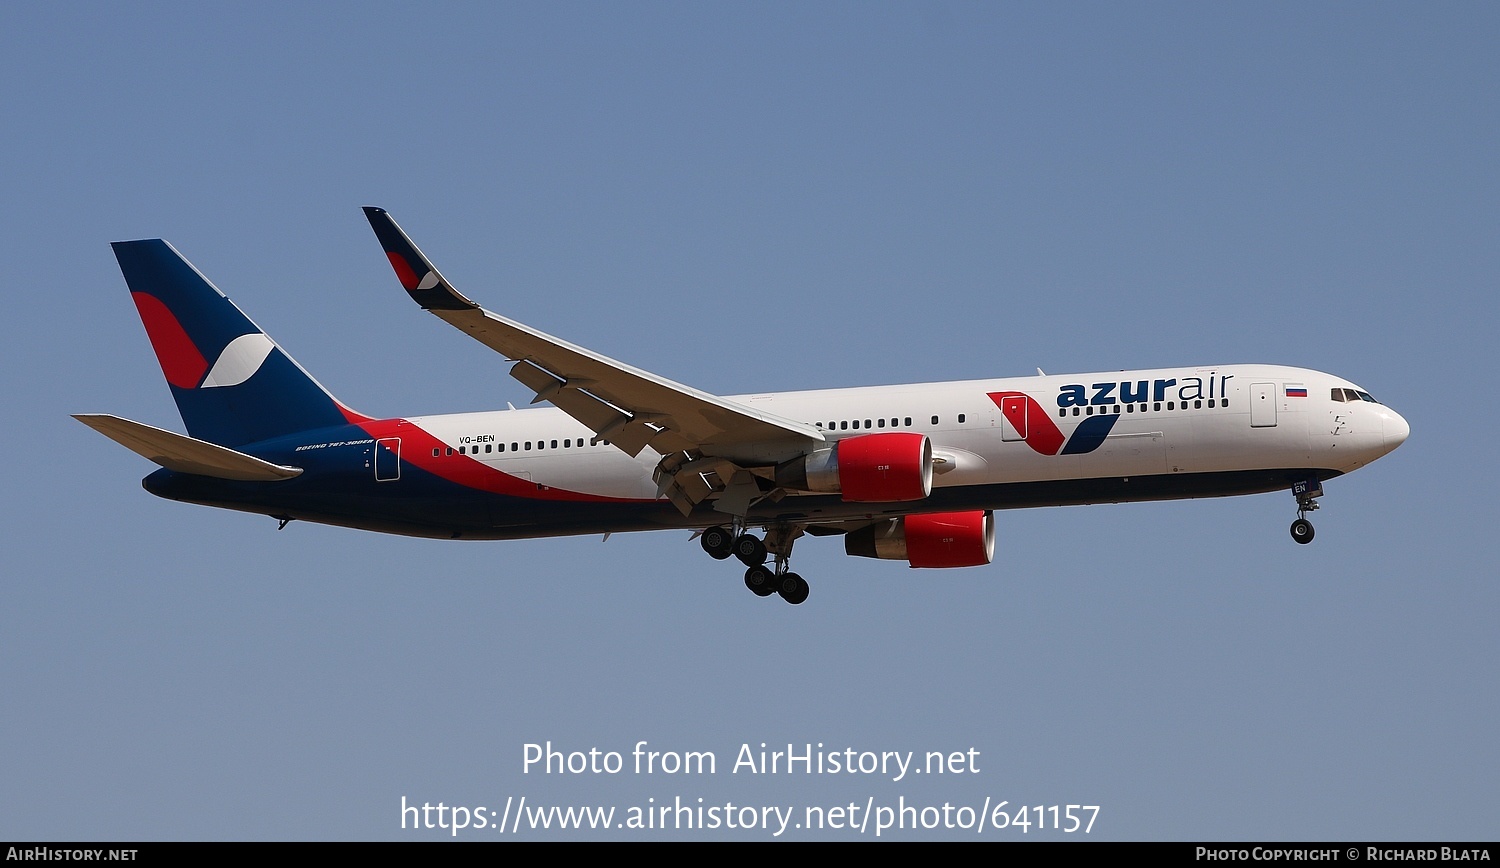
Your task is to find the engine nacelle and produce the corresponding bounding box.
[774,432,933,502]
[844,510,995,568]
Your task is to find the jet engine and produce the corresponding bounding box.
[844,510,995,567]
[774,432,932,502]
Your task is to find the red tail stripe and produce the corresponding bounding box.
[131,292,208,389]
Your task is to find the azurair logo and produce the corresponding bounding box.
[1055,374,1233,408]
[987,391,1119,457]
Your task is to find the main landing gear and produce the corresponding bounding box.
[700,523,809,605]
[1289,478,1323,545]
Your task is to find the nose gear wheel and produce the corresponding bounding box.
[1289,479,1323,544]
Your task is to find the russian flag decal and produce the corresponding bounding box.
[1285,385,1308,398]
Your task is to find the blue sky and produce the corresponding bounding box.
[3,2,1496,840]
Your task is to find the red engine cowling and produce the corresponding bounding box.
[774,432,932,503]
[844,510,995,568]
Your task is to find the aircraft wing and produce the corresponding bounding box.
[363,207,826,463]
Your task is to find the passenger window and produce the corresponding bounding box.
[551,440,558,449]
[904,417,912,426]
[445,447,454,456]
[485,444,493,453]
[432,448,440,457]
[931,416,939,425]
[958,413,966,423]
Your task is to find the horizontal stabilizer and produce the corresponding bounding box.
[73,414,303,482]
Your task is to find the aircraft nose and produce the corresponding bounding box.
[1383,408,1410,451]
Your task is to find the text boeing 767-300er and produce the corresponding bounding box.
[77,207,1409,605]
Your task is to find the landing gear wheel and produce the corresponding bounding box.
[701,526,733,560]
[732,534,767,566]
[777,572,809,605]
[1290,518,1315,544]
[744,565,776,596]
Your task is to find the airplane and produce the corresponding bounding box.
[76,207,1410,605]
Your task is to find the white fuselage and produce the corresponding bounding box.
[403,364,1408,507]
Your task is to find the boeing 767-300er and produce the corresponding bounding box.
[77,207,1409,605]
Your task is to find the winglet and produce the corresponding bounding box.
[362,207,478,311]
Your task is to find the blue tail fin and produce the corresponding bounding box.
[112,239,366,447]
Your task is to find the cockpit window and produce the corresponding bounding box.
[1333,387,1378,404]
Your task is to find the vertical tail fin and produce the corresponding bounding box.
[112,239,367,447]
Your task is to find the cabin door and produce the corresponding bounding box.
[1250,383,1277,428]
[375,437,401,481]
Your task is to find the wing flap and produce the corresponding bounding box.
[509,360,698,457]
[74,414,303,482]
[432,305,817,450]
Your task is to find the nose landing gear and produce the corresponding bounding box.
[1289,478,1323,544]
